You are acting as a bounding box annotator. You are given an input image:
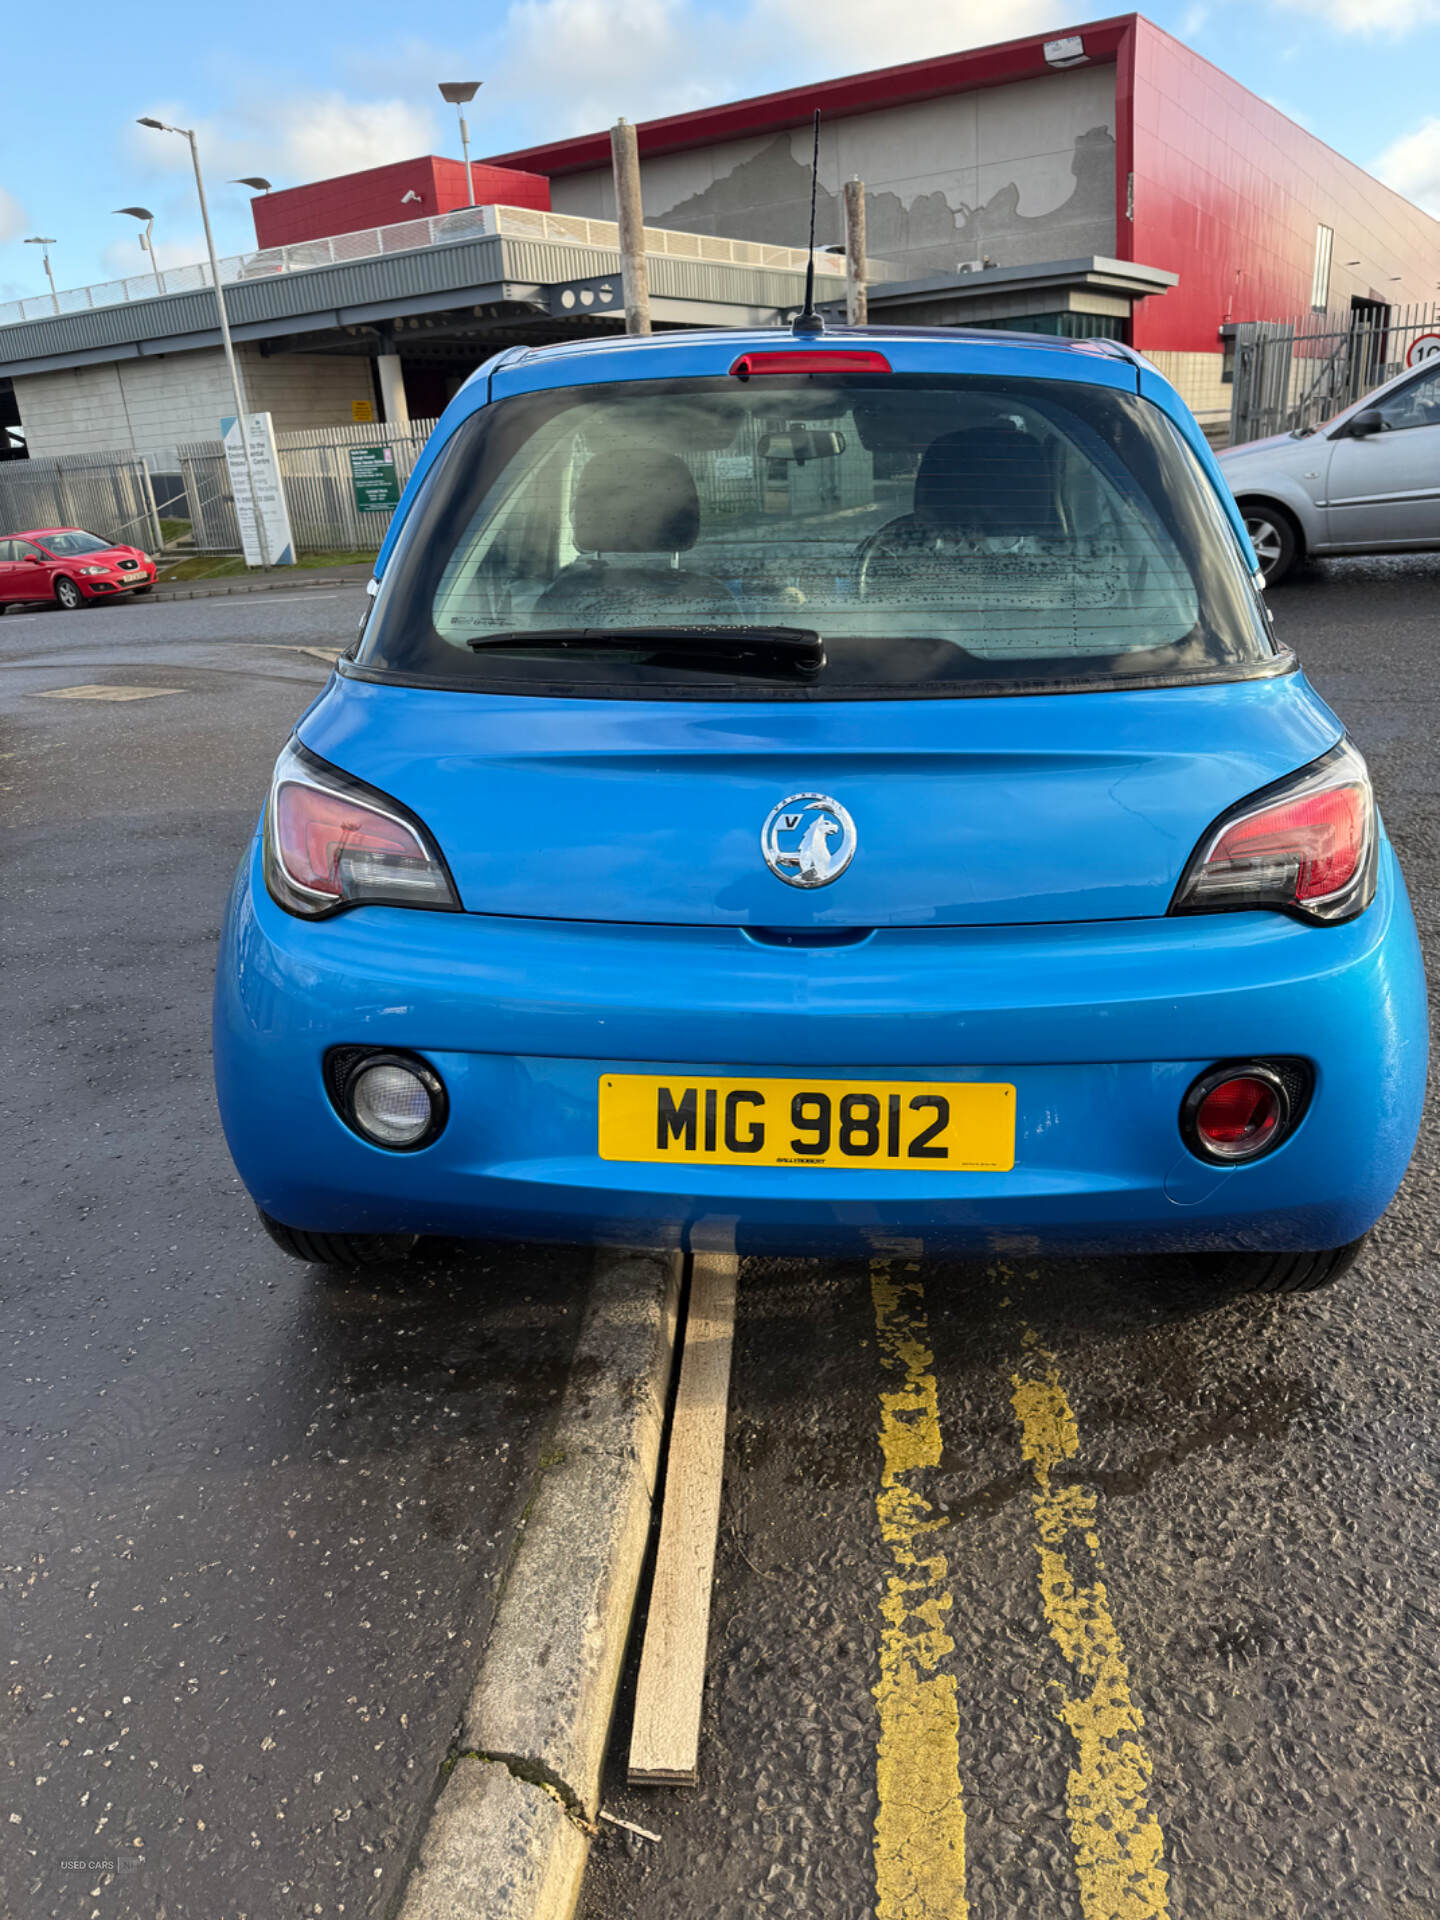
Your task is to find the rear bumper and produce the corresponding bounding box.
[213,833,1428,1257]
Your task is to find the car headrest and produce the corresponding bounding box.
[572,449,700,553]
[913,427,1059,536]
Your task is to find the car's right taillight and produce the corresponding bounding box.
[1170,740,1376,925]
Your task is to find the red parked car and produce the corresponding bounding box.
[0,528,156,610]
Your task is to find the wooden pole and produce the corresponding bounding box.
[628,1249,738,1785]
[610,118,652,336]
[844,176,867,328]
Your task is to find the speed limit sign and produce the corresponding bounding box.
[1405,333,1440,368]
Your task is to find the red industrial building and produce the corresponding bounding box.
[240,16,1440,429]
[487,15,1440,348]
[250,156,550,249]
[488,13,1440,426]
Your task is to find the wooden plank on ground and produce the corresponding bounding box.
[627,1248,739,1786]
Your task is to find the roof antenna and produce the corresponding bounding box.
[792,110,825,336]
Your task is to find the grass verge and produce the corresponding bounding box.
[154,548,376,584]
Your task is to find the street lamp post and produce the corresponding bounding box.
[438,82,482,207]
[137,117,271,570]
[115,207,166,293]
[23,238,59,313]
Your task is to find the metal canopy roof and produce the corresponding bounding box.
[858,257,1179,322]
[0,226,841,379]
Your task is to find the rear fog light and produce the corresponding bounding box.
[1195,1077,1280,1154]
[1181,1062,1310,1164]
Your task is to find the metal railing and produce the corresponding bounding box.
[1229,303,1440,443]
[268,418,440,553]
[0,204,853,330]
[0,451,165,553]
[0,418,444,556]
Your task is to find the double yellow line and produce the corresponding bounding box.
[868,1260,1171,1919]
[870,1261,971,1918]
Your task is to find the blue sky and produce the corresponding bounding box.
[3,0,1440,302]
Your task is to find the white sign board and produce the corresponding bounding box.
[221,412,295,567]
[1405,332,1440,370]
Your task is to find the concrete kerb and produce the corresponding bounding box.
[397,1246,683,1920]
[150,564,374,602]
[396,1761,587,1920]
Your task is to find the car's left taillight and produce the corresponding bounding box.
[262,739,459,918]
[1170,740,1376,925]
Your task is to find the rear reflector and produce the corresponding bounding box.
[1194,1076,1282,1155]
[1180,1061,1309,1164]
[729,349,891,378]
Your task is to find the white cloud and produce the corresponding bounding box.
[339,35,479,99]
[103,233,156,279]
[275,94,439,181]
[475,0,1062,144]
[763,0,1061,74]
[1272,0,1440,31]
[126,89,438,192]
[1180,3,1210,35]
[107,0,1084,241]
[1262,94,1311,127]
[125,103,222,175]
[1375,116,1440,214]
[0,184,27,245]
[101,230,211,280]
[495,0,726,135]
[115,0,1075,213]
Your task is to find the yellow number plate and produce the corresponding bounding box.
[597,1075,1015,1171]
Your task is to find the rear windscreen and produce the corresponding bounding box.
[357,373,1275,698]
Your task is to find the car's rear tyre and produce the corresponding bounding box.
[257,1208,418,1269]
[1195,1232,1368,1296]
[1242,505,1299,586]
[53,577,85,611]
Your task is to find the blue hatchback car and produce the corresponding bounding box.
[213,327,1427,1291]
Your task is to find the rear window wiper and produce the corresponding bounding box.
[463,625,825,677]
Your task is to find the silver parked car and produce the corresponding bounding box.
[1219,354,1440,584]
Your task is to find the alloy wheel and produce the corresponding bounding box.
[1245,516,1282,569]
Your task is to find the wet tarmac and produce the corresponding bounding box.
[0,595,592,1916]
[580,556,1440,1918]
[3,554,1439,1918]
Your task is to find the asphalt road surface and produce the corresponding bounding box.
[0,586,594,1918]
[2,556,1438,1920]
[580,556,1440,1920]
